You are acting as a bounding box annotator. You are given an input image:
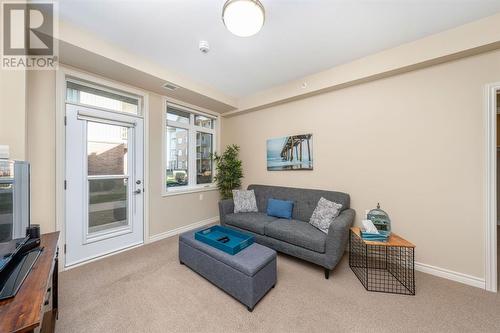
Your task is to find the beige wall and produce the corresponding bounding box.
[234,12,500,113]
[0,69,27,160]
[26,70,57,233]
[23,69,219,237]
[223,50,500,279]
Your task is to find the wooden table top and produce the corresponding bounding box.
[351,227,415,248]
[0,232,59,333]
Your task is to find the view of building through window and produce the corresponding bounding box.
[166,127,188,187]
[197,132,213,184]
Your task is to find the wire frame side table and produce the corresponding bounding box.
[349,227,415,295]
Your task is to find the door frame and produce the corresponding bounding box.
[485,82,500,292]
[55,66,150,270]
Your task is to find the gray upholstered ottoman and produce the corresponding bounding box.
[179,227,277,311]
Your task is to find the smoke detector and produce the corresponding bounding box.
[199,40,210,54]
[162,82,178,91]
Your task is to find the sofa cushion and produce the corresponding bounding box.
[248,184,350,221]
[232,189,258,213]
[267,198,294,219]
[309,197,343,234]
[225,213,278,235]
[264,219,327,253]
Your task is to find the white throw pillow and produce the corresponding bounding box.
[309,197,343,234]
[233,190,258,213]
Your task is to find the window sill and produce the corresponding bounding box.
[162,185,218,197]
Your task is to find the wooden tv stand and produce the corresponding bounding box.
[0,232,60,333]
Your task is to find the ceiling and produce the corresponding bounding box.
[59,0,500,98]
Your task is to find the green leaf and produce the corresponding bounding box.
[213,144,243,199]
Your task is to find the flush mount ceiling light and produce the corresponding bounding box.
[222,0,265,37]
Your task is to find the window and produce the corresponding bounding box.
[164,104,217,192]
[66,81,141,115]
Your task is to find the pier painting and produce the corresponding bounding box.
[267,134,313,171]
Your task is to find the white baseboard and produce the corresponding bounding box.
[415,262,486,289]
[148,216,219,243]
[64,241,144,271]
[147,218,489,290]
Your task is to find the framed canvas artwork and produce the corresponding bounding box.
[267,134,313,171]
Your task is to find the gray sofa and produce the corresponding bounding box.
[219,184,355,279]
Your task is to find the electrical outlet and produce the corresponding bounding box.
[199,193,204,201]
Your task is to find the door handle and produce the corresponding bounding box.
[134,189,142,194]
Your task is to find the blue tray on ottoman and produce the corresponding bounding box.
[194,225,254,255]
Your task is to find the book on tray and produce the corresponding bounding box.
[360,230,390,242]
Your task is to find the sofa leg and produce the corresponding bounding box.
[324,268,330,279]
[247,306,254,312]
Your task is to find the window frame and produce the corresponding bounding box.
[163,101,218,196]
[65,77,144,117]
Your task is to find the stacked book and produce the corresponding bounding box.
[360,230,390,242]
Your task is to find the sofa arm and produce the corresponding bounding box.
[218,199,234,225]
[324,209,355,269]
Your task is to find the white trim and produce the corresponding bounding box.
[55,68,66,270]
[162,184,218,197]
[485,82,500,292]
[56,65,150,269]
[63,216,218,270]
[143,90,150,247]
[77,112,137,127]
[168,102,217,120]
[65,101,143,120]
[148,216,218,243]
[63,241,144,271]
[165,96,220,118]
[415,262,486,289]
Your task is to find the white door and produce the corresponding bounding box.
[65,104,144,266]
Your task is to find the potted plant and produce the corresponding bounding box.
[212,145,243,199]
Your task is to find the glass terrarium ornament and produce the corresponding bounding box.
[367,203,391,235]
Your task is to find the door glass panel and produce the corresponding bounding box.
[88,178,128,234]
[87,121,130,235]
[196,132,213,184]
[87,122,128,176]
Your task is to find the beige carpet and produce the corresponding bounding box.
[57,234,500,333]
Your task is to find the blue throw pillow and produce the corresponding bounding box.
[267,198,294,219]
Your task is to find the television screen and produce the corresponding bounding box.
[0,160,30,243]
